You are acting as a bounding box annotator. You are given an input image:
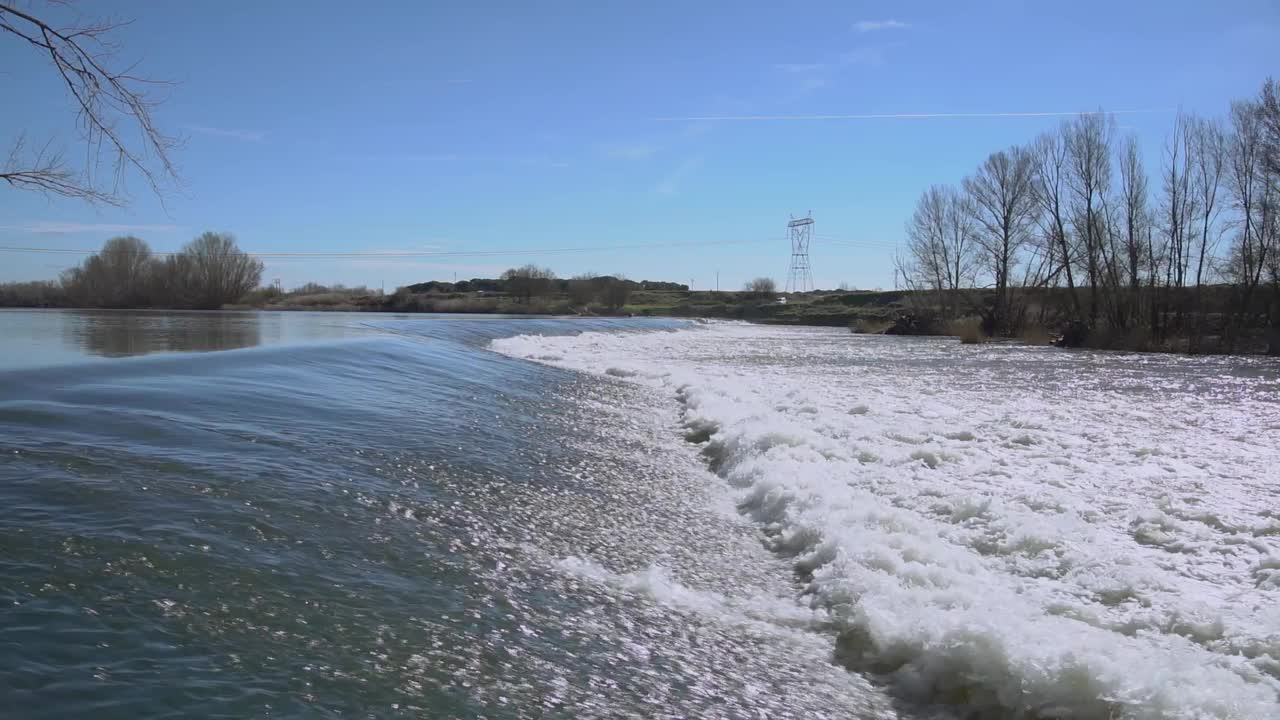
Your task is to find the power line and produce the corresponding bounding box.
[0,237,774,260]
[815,235,900,250]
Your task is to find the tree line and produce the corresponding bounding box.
[402,265,687,309]
[899,79,1280,352]
[10,233,265,309]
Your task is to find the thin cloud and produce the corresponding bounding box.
[662,109,1173,122]
[0,221,183,235]
[187,125,266,142]
[854,19,909,32]
[655,157,703,196]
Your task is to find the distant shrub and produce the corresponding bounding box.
[0,280,68,307]
[432,297,500,313]
[744,277,777,298]
[849,318,893,334]
[241,286,284,306]
[1019,323,1054,345]
[949,316,987,344]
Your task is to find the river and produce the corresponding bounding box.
[1,309,1278,719]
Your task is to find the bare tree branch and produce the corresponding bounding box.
[0,1,180,205]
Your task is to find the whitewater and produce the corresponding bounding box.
[492,322,1280,720]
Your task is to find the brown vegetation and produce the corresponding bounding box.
[949,317,988,344]
[54,233,263,309]
[744,277,778,298]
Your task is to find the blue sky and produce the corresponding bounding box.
[2,0,1277,290]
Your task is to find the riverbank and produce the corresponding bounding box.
[240,286,914,328]
[244,286,1280,356]
[5,283,1277,355]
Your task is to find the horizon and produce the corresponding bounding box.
[2,0,1277,291]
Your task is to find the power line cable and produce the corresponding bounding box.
[0,237,775,260]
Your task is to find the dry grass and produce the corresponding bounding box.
[848,318,895,334]
[1019,324,1055,345]
[948,317,987,344]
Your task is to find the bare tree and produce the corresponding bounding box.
[1260,78,1280,179]
[744,277,777,298]
[1226,100,1278,330]
[1257,78,1280,353]
[59,235,153,306]
[904,185,976,317]
[1117,134,1151,325]
[963,145,1037,335]
[1031,127,1081,319]
[501,265,556,303]
[175,232,264,309]
[943,190,979,300]
[1065,112,1116,326]
[1117,135,1149,290]
[1189,116,1227,300]
[0,2,179,205]
[904,186,950,310]
[599,275,633,310]
[1161,115,1199,291]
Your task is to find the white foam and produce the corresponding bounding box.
[492,324,1280,718]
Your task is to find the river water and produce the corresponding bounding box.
[1,309,1278,719]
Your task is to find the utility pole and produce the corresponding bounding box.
[785,214,814,293]
[715,270,719,293]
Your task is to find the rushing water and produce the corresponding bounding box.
[2,310,1278,719]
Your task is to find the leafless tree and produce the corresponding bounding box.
[174,232,265,309]
[744,277,777,298]
[943,191,979,298]
[56,232,259,308]
[963,145,1037,334]
[599,275,633,310]
[59,235,153,306]
[1117,135,1150,291]
[1260,78,1280,179]
[1065,112,1116,325]
[501,265,556,303]
[1116,134,1152,326]
[904,185,976,317]
[1161,115,1199,291]
[904,186,950,309]
[1226,100,1277,328]
[1031,127,1081,319]
[1189,116,1227,300]
[0,2,179,205]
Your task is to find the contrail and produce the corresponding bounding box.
[661,109,1172,121]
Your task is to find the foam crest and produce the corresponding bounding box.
[492,325,1280,718]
